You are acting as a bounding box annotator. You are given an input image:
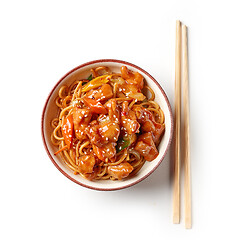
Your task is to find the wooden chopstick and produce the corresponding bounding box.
[173,20,182,224]
[182,24,192,229]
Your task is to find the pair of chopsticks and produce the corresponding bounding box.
[173,20,191,229]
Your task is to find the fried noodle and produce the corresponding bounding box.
[51,66,165,181]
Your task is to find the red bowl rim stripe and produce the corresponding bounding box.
[41,59,174,191]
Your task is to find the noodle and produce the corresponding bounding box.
[53,125,64,141]
[75,140,81,158]
[62,96,72,109]
[144,85,155,101]
[79,141,90,155]
[51,66,165,181]
[105,149,128,166]
[59,105,73,120]
[55,96,63,108]
[71,81,82,102]
[58,86,68,98]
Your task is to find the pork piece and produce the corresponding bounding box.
[73,106,92,140]
[87,116,120,146]
[83,171,98,181]
[92,143,116,161]
[118,83,138,95]
[78,155,96,174]
[152,124,165,144]
[134,132,159,161]
[107,162,134,180]
[85,84,113,102]
[86,120,104,147]
[121,101,140,134]
[121,66,144,90]
[132,105,154,125]
[97,99,121,142]
[117,81,145,100]
[132,105,165,144]
[99,120,120,142]
[121,66,134,79]
[104,99,120,123]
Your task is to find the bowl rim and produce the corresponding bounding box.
[41,59,173,191]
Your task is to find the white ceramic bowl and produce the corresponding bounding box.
[41,59,173,191]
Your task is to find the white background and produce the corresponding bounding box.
[0,0,236,239]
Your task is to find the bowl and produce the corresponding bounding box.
[41,59,173,191]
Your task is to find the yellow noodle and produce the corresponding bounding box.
[69,80,80,94]
[129,99,136,108]
[59,86,68,98]
[158,108,165,124]
[79,141,90,156]
[97,166,107,177]
[64,159,79,172]
[128,149,140,161]
[69,149,76,164]
[113,82,118,98]
[131,158,143,168]
[57,146,77,171]
[147,107,160,114]
[91,68,97,78]
[129,159,146,177]
[63,148,78,169]
[110,73,122,79]
[144,85,155,101]
[105,149,128,166]
[94,66,112,76]
[100,174,111,180]
[55,96,62,108]
[75,140,81,158]
[51,118,59,128]
[59,105,73,120]
[71,81,82,102]
[148,100,160,109]
[51,133,61,146]
[53,125,64,140]
[62,96,72,108]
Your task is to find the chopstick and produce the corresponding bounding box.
[172,20,192,228]
[182,24,192,229]
[173,20,182,224]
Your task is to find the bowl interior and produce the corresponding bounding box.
[42,60,173,190]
